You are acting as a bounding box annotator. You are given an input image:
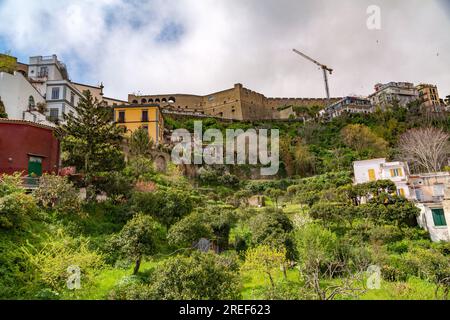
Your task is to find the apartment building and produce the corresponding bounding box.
[416,83,443,112]
[322,96,373,119]
[113,103,164,145]
[369,82,419,108]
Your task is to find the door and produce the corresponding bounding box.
[28,156,43,177]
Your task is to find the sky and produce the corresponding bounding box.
[0,0,449,100]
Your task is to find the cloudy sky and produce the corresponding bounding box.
[0,0,449,100]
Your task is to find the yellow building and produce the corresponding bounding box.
[113,104,164,145]
[416,84,442,111]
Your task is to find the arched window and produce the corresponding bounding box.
[132,100,138,104]
[162,98,167,103]
[141,98,147,104]
[155,98,160,103]
[148,99,154,103]
[168,96,176,103]
[28,96,35,110]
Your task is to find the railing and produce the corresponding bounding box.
[22,176,40,190]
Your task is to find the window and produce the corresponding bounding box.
[368,169,376,181]
[70,92,75,105]
[390,168,403,177]
[431,208,447,227]
[433,184,445,197]
[51,87,60,100]
[142,110,149,122]
[49,108,59,122]
[39,66,48,77]
[28,96,35,109]
[415,189,423,201]
[397,188,405,197]
[118,111,125,123]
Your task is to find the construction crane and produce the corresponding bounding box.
[292,48,333,106]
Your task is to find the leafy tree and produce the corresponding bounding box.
[295,224,366,300]
[167,211,214,248]
[341,124,388,158]
[33,174,81,215]
[57,90,125,199]
[113,213,164,275]
[249,208,296,260]
[148,251,242,300]
[129,127,153,156]
[266,188,285,208]
[168,206,236,251]
[93,171,134,201]
[131,189,194,227]
[242,245,286,289]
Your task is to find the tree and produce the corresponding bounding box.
[148,251,241,300]
[113,213,164,275]
[0,97,7,118]
[398,127,450,173]
[57,90,125,199]
[266,188,285,208]
[242,245,286,289]
[295,224,366,300]
[131,189,194,227]
[129,127,153,156]
[249,208,296,260]
[293,142,316,176]
[341,124,388,157]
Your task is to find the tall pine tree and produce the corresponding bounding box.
[57,90,125,193]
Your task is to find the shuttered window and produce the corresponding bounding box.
[431,208,447,227]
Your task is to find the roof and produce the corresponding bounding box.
[113,103,161,109]
[0,118,56,131]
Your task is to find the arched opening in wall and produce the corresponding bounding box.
[168,97,176,103]
[185,106,188,109]
[132,100,138,104]
[18,71,27,77]
[162,98,167,103]
[148,99,154,103]
[141,98,147,104]
[28,96,35,110]
[155,98,160,103]
[218,112,223,117]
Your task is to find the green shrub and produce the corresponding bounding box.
[147,252,242,300]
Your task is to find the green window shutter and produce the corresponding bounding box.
[431,208,447,227]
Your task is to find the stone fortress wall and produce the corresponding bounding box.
[128,83,341,121]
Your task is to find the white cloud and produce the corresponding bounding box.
[0,0,449,100]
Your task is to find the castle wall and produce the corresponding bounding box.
[128,83,340,121]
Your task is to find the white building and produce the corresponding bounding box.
[0,71,54,127]
[353,158,411,198]
[322,96,373,119]
[369,82,419,108]
[28,55,80,123]
[353,158,450,242]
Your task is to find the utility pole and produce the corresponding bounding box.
[293,48,333,106]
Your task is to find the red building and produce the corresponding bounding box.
[0,119,60,176]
